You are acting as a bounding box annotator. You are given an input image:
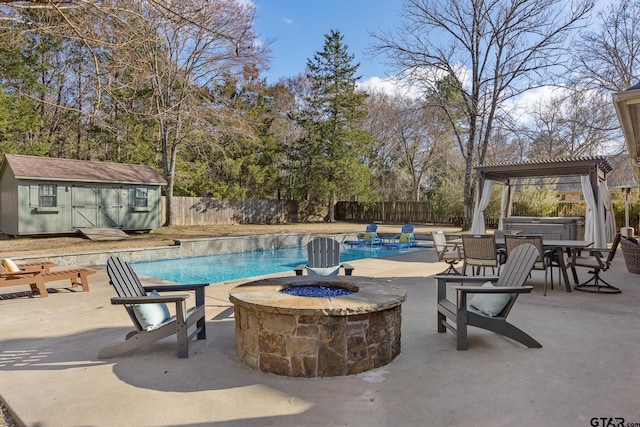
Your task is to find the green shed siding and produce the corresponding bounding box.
[11,182,162,235]
[122,186,162,230]
[19,181,73,234]
[0,167,19,235]
[0,155,166,236]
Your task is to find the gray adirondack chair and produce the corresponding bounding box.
[98,256,208,359]
[435,243,540,350]
[294,237,354,276]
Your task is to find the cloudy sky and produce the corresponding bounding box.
[250,0,621,127]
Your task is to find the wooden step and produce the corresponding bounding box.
[77,228,130,241]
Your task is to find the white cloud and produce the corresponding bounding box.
[282,17,293,25]
[358,72,580,128]
[358,75,420,98]
[503,86,560,124]
[358,64,471,99]
[235,0,255,8]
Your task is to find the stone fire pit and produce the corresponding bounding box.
[229,276,407,378]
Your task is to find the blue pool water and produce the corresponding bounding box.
[130,245,425,284]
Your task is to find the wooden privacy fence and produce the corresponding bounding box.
[163,197,327,225]
[335,201,472,226]
[163,197,498,226]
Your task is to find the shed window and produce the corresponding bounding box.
[134,187,148,207]
[39,184,57,207]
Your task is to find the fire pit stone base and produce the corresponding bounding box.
[229,276,406,377]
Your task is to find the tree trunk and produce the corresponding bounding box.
[164,174,174,226]
[462,171,474,231]
[463,199,473,230]
[326,192,336,222]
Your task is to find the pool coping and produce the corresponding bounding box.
[12,233,360,266]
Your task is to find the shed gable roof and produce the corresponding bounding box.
[2,154,166,185]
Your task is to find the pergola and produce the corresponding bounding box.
[472,157,614,247]
[613,83,640,179]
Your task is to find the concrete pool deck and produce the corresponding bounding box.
[1,248,640,426]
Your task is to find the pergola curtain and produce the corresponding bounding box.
[581,175,606,248]
[498,184,512,230]
[599,181,616,243]
[471,180,493,234]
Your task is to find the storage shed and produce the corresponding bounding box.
[0,154,166,237]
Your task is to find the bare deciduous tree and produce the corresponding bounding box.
[525,88,619,159]
[373,0,593,229]
[573,0,640,92]
[364,91,450,201]
[570,0,640,160]
[107,0,267,225]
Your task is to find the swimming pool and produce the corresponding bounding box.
[130,245,425,284]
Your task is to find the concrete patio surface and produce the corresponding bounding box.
[1,248,639,426]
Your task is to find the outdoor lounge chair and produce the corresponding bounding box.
[99,256,208,359]
[567,233,621,294]
[0,265,47,297]
[346,224,381,247]
[383,224,418,249]
[0,259,95,297]
[12,260,57,272]
[435,243,541,350]
[294,237,354,276]
[432,230,463,275]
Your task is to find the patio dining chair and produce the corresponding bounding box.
[567,233,621,294]
[505,234,555,295]
[432,231,462,275]
[461,234,500,276]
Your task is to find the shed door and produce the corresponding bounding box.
[97,187,121,227]
[72,186,121,229]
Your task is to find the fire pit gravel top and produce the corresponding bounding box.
[229,276,407,316]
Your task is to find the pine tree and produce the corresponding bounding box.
[297,29,374,221]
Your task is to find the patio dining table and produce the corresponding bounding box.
[496,238,594,292]
[450,237,594,292]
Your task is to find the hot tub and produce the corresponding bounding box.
[503,216,584,240]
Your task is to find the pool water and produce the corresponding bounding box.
[130,245,425,284]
